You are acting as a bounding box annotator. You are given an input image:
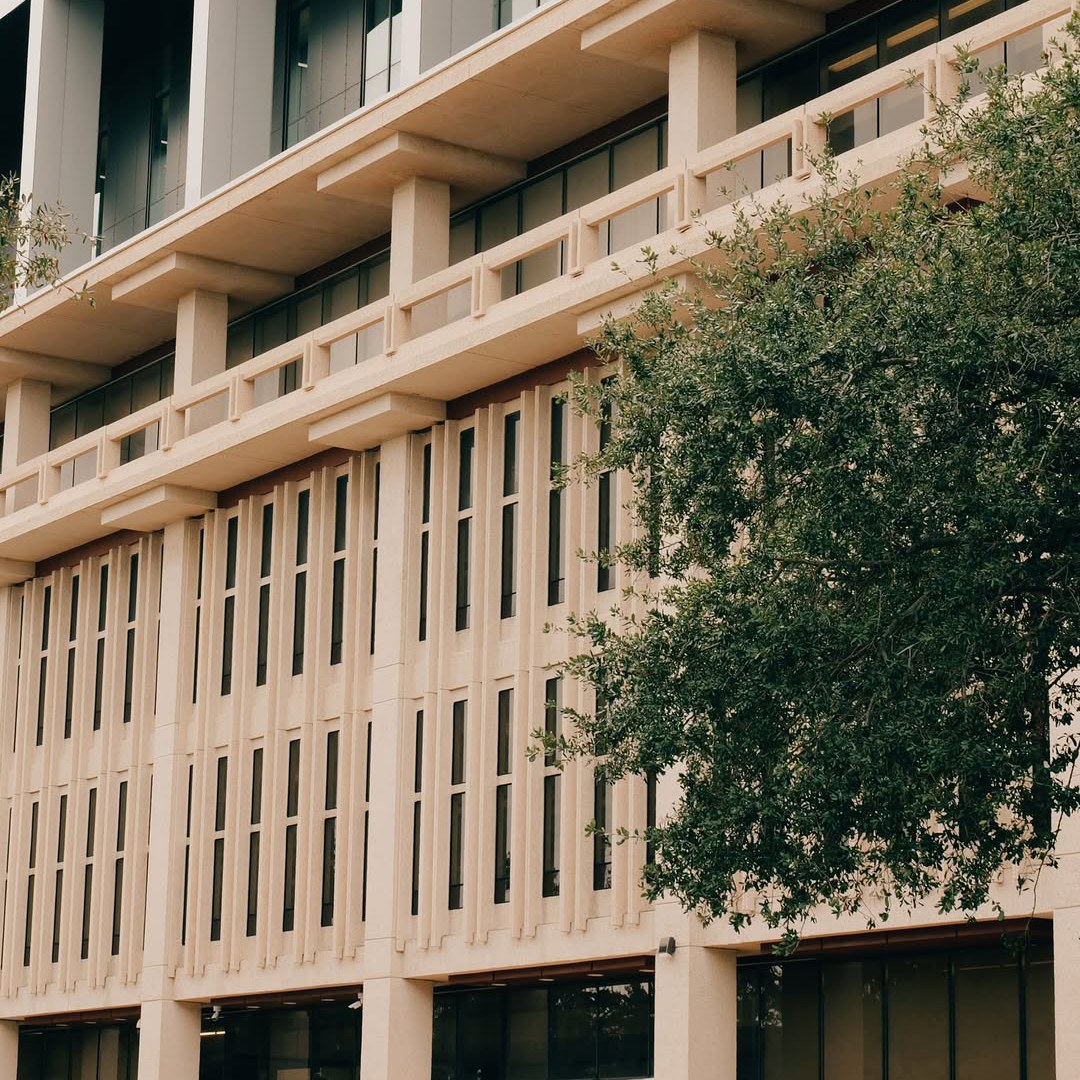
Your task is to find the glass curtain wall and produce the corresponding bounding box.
[271,0,403,153]
[736,942,1054,1080]
[198,1002,361,1080]
[95,0,193,253]
[432,977,654,1080]
[0,2,29,184]
[17,1021,139,1080]
[733,0,1044,191]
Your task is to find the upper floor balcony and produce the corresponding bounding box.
[0,0,1071,574]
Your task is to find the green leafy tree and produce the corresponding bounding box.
[0,175,79,311]
[558,22,1080,945]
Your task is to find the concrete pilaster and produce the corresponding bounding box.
[138,999,202,1080]
[390,176,450,292]
[2,377,51,472]
[667,31,737,163]
[138,520,200,1080]
[186,0,277,201]
[174,289,228,396]
[0,1020,18,1077]
[21,0,103,272]
[653,917,738,1080]
[360,433,434,1078]
[359,976,434,1080]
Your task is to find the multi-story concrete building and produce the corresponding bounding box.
[0,0,1075,1076]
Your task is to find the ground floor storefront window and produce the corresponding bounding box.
[737,941,1054,1080]
[198,1001,361,1080]
[433,976,653,1080]
[18,1020,139,1080]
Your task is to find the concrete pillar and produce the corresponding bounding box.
[2,377,52,471]
[138,520,200,1080]
[174,289,229,396]
[653,918,737,1080]
[363,434,411,948]
[667,31,737,163]
[390,177,450,292]
[360,976,434,1080]
[391,176,450,337]
[138,998,202,1080]
[0,1020,18,1077]
[359,434,434,1079]
[186,0,277,201]
[21,0,104,273]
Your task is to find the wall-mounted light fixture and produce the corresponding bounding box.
[657,937,676,956]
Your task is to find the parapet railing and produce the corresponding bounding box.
[0,0,1071,519]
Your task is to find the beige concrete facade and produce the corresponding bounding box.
[0,0,1076,1077]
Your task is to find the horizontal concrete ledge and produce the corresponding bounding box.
[0,349,111,397]
[110,253,294,313]
[580,0,824,70]
[0,557,34,586]
[316,133,525,207]
[309,393,447,452]
[101,485,218,532]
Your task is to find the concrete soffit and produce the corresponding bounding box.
[100,485,219,533]
[315,132,526,207]
[308,393,447,453]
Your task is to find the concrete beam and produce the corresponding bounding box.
[110,253,292,313]
[0,558,35,586]
[100,485,218,532]
[309,393,446,452]
[0,348,110,394]
[316,132,524,208]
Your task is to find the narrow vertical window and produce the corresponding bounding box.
[330,473,348,665]
[210,757,227,941]
[221,516,238,695]
[501,411,520,619]
[111,780,127,954]
[543,677,562,897]
[192,528,204,703]
[64,574,79,739]
[645,771,657,866]
[362,721,372,923]
[592,773,612,891]
[256,503,273,686]
[370,461,380,655]
[548,399,567,606]
[598,394,614,592]
[494,688,513,904]
[321,729,339,927]
[455,429,474,631]
[246,747,263,937]
[411,709,423,916]
[122,551,138,723]
[35,585,51,746]
[24,800,39,966]
[81,787,97,959]
[448,698,467,910]
[282,738,300,932]
[418,441,432,642]
[51,793,67,963]
[292,488,310,676]
[181,765,192,947]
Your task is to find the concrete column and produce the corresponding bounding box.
[139,520,200,1080]
[0,1021,18,1078]
[174,289,229,396]
[667,31,737,163]
[390,176,450,292]
[2,377,52,472]
[21,0,104,273]
[186,0,277,201]
[359,434,434,1078]
[138,999,202,1080]
[359,976,434,1080]
[653,918,737,1080]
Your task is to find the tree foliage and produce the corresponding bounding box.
[0,175,78,311]
[559,21,1080,943]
